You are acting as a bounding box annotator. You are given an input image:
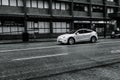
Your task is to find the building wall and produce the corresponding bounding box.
[0,0,119,39]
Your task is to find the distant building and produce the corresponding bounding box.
[0,0,120,40]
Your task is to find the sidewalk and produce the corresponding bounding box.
[0,36,110,44]
[0,38,56,44]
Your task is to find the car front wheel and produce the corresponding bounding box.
[90,36,97,43]
[68,38,75,45]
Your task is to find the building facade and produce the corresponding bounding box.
[0,0,120,40]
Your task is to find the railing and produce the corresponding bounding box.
[0,6,23,14]
[73,0,88,3]
[52,10,71,17]
[91,0,103,5]
[92,12,104,18]
[73,11,88,17]
[106,1,117,6]
[27,8,49,15]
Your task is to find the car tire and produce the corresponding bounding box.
[90,36,97,43]
[68,38,75,45]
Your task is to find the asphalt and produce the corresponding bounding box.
[1,36,120,80]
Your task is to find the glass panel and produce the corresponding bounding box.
[53,22,56,28]
[11,27,18,32]
[38,0,43,8]
[61,22,66,28]
[39,29,45,33]
[10,0,17,6]
[56,22,61,28]
[39,22,44,28]
[27,22,32,29]
[2,0,9,5]
[26,0,31,7]
[0,0,1,5]
[61,3,65,10]
[56,3,60,9]
[61,29,66,33]
[44,1,49,8]
[32,0,37,8]
[0,27,2,33]
[18,0,23,6]
[52,2,55,9]
[44,29,49,33]
[18,27,24,32]
[3,27,10,33]
[44,22,49,28]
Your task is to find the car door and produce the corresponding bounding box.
[74,30,84,42]
[82,30,92,41]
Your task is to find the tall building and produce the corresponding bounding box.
[0,0,120,40]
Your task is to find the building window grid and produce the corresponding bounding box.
[52,2,70,11]
[0,21,24,34]
[73,3,88,12]
[0,0,23,7]
[53,22,70,33]
[27,21,50,34]
[92,6,103,13]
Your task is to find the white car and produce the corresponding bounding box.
[57,29,98,45]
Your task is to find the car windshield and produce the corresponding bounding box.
[67,30,76,34]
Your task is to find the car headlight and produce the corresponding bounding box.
[62,36,66,38]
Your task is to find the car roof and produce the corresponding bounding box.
[77,28,93,31]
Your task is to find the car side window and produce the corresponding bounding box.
[83,30,92,33]
[77,30,84,34]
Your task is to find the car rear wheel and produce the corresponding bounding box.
[68,38,75,45]
[90,36,97,43]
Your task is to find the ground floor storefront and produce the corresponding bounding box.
[0,16,117,40]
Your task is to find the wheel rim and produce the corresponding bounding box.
[69,38,74,45]
[92,37,96,43]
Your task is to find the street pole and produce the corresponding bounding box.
[22,0,29,42]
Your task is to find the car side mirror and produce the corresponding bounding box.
[75,32,79,35]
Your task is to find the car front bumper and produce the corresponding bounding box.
[57,38,68,44]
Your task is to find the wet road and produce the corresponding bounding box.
[0,39,120,79]
[34,63,120,80]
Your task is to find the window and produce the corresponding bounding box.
[44,1,49,9]
[107,0,114,2]
[32,0,37,8]
[0,21,24,34]
[10,0,17,6]
[92,6,103,12]
[53,22,70,33]
[27,21,50,34]
[77,30,84,34]
[18,0,23,6]
[26,0,31,7]
[2,0,9,5]
[56,2,60,9]
[74,3,88,12]
[52,2,70,10]
[107,8,114,13]
[38,0,43,8]
[0,0,1,5]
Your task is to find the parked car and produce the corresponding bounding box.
[111,30,120,38]
[57,29,98,45]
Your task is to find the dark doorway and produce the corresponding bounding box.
[74,23,91,30]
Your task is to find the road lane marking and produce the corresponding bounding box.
[12,53,69,61]
[0,46,64,53]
